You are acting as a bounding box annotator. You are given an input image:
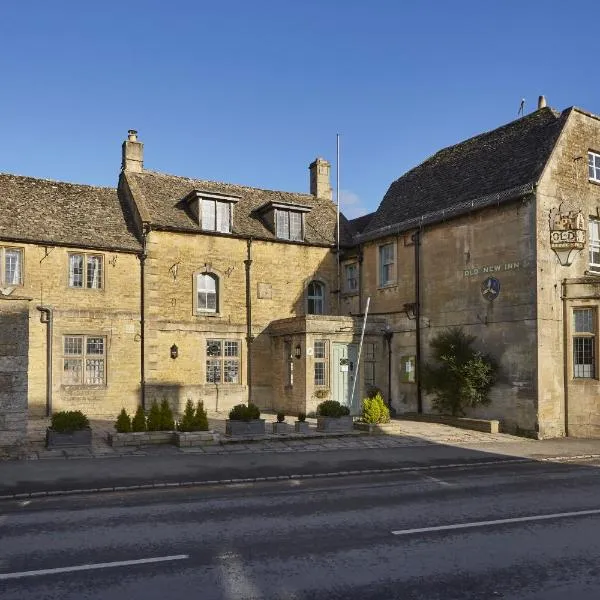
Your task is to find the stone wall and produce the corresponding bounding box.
[0,298,29,452]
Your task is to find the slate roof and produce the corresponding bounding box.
[348,212,375,235]
[124,170,354,246]
[363,107,569,238]
[0,174,142,252]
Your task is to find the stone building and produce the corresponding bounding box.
[353,97,600,438]
[3,97,600,444]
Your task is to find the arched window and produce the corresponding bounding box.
[197,273,218,313]
[307,280,325,315]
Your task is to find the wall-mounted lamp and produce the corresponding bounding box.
[403,302,417,320]
[294,344,302,359]
[170,344,179,359]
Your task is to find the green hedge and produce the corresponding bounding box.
[51,411,89,433]
[316,400,350,418]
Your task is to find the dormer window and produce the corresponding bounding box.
[185,190,240,234]
[256,201,311,241]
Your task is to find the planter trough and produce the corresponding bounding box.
[46,427,92,448]
[353,422,395,435]
[108,431,175,447]
[272,422,289,434]
[316,415,353,433]
[225,419,266,436]
[174,431,217,447]
[294,421,311,434]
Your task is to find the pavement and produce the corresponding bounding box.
[2,412,600,499]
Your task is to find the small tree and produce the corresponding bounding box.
[193,401,209,431]
[178,399,196,432]
[115,408,132,433]
[131,405,147,432]
[147,401,162,431]
[160,399,175,431]
[361,393,390,424]
[422,327,497,417]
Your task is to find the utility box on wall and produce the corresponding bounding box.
[400,355,416,383]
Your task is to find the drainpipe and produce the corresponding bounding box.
[139,225,149,410]
[36,306,53,417]
[244,238,254,404]
[562,279,569,437]
[412,229,423,414]
[357,245,364,315]
[383,327,394,412]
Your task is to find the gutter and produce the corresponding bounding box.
[36,306,53,417]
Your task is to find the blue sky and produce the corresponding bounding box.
[1,1,598,218]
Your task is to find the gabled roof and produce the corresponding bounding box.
[124,170,354,246]
[348,212,375,235]
[0,174,141,252]
[363,107,570,239]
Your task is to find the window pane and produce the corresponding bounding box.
[574,309,594,333]
[314,362,326,386]
[345,263,358,291]
[224,341,239,357]
[64,336,83,355]
[69,254,84,287]
[207,340,222,357]
[206,359,221,383]
[574,337,595,378]
[86,337,104,355]
[87,256,102,289]
[202,200,216,230]
[289,212,302,240]
[276,210,290,239]
[4,249,22,285]
[314,340,326,359]
[364,362,375,387]
[223,359,239,383]
[216,202,231,233]
[85,359,104,385]
[308,281,324,314]
[364,342,375,361]
[198,274,217,312]
[64,358,83,384]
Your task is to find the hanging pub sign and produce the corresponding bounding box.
[549,205,585,266]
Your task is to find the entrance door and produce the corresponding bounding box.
[332,343,359,413]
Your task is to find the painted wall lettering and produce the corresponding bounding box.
[463,262,522,277]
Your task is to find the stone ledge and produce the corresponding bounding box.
[353,422,397,435]
[398,413,500,434]
[107,431,175,447]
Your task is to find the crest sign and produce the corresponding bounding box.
[549,206,585,266]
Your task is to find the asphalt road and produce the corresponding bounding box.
[2,459,600,599]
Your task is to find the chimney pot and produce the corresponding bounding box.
[538,95,547,109]
[127,129,138,142]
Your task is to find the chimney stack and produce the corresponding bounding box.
[309,157,332,200]
[538,95,547,110]
[121,129,144,172]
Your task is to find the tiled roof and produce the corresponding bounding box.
[348,212,375,235]
[364,107,569,237]
[0,174,141,252]
[124,170,354,246]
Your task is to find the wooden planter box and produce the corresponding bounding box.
[174,431,216,447]
[353,421,395,435]
[294,421,311,434]
[46,427,92,448]
[316,415,353,433]
[272,422,289,434]
[108,431,175,447]
[225,419,265,436]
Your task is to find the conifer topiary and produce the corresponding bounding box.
[178,399,196,432]
[193,400,209,431]
[159,399,175,431]
[115,408,132,433]
[131,405,147,432]
[146,401,162,431]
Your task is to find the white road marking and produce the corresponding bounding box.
[0,554,189,580]
[392,508,600,536]
[20,501,31,507]
[420,473,452,487]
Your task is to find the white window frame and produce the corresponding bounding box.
[378,242,396,287]
[589,218,600,273]
[276,209,304,241]
[200,199,232,233]
[344,262,358,293]
[196,272,219,314]
[573,308,596,379]
[0,246,23,286]
[62,335,106,386]
[589,151,600,183]
[314,340,328,387]
[307,280,325,315]
[68,253,103,289]
[206,339,241,384]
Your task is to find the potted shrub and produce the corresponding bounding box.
[272,412,288,434]
[354,392,392,434]
[46,410,91,448]
[316,400,353,433]
[175,400,215,447]
[295,412,310,434]
[225,402,265,436]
